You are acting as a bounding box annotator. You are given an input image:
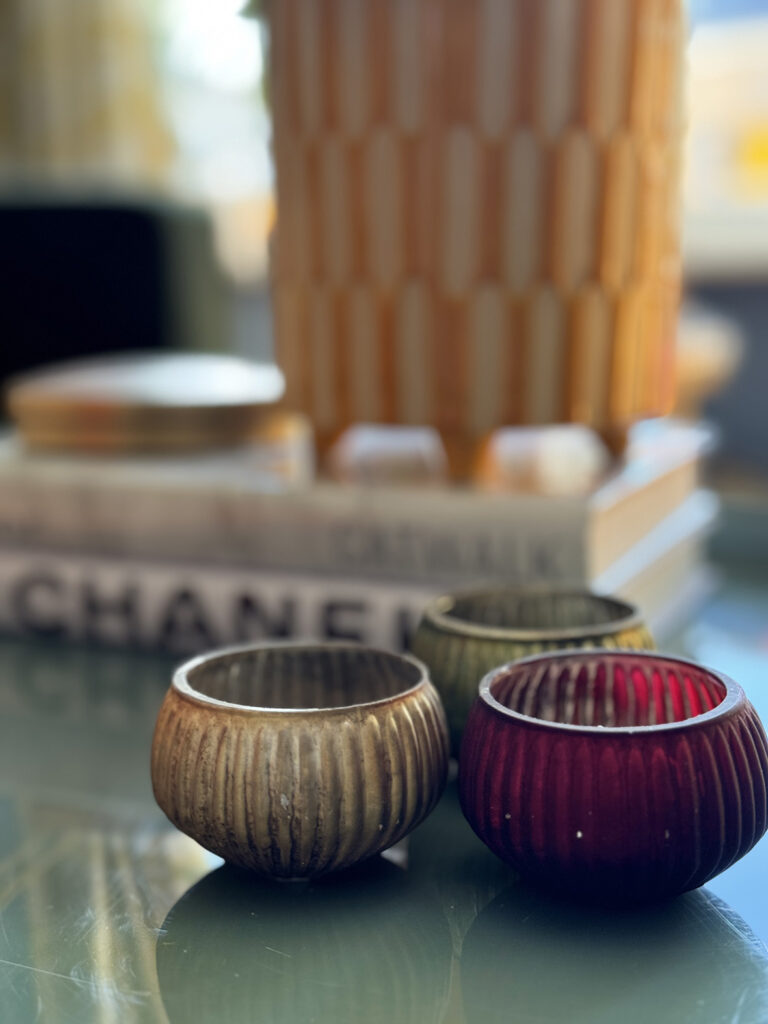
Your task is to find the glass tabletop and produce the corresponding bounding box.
[2,571,768,1024]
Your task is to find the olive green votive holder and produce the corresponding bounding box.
[411,587,654,753]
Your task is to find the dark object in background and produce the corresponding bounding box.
[691,282,768,475]
[0,200,229,387]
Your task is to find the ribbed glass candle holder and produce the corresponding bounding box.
[411,587,653,753]
[151,642,449,878]
[459,650,768,904]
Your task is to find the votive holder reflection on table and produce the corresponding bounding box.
[461,884,768,1023]
[459,649,768,905]
[151,642,449,878]
[157,860,452,1024]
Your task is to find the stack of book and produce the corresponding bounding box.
[0,418,716,654]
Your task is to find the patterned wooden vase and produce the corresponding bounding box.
[268,0,685,475]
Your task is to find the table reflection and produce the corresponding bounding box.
[0,822,211,1024]
[461,884,768,1024]
[156,859,452,1024]
[0,630,767,1024]
[407,777,514,955]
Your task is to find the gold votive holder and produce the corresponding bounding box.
[151,642,449,878]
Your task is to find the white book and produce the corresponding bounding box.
[0,491,718,654]
[0,420,712,586]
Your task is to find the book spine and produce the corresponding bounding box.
[0,492,717,656]
[0,550,442,655]
[0,475,589,584]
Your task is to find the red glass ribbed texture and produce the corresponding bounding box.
[459,653,768,903]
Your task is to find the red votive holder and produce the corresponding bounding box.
[459,650,768,904]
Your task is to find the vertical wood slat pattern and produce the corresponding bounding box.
[476,0,518,139]
[271,0,683,445]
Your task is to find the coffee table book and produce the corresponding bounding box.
[0,420,710,588]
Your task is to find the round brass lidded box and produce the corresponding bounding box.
[7,352,285,453]
[151,642,449,878]
[411,587,654,753]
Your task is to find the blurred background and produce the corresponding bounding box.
[0,0,767,580]
[3,8,768,1021]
